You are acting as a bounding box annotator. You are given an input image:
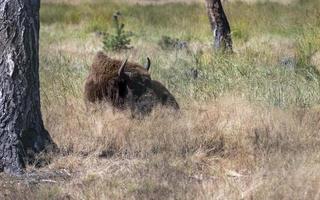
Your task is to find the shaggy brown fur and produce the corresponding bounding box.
[150,80,180,110]
[84,51,150,106]
[90,51,149,80]
[84,51,179,116]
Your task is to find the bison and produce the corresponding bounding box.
[84,51,179,116]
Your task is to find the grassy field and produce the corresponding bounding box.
[1,0,320,199]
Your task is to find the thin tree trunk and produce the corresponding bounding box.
[205,0,233,52]
[0,0,56,174]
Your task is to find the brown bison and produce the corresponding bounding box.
[84,51,179,116]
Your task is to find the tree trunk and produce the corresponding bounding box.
[205,0,233,52]
[0,0,56,174]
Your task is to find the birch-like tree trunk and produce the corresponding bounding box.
[205,0,233,52]
[0,0,56,174]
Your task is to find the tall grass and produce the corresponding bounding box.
[39,0,320,108]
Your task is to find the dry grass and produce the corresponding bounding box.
[41,0,203,5]
[226,0,297,5]
[2,95,319,199]
[311,51,320,73]
[42,0,99,5]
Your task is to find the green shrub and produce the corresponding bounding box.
[102,12,133,52]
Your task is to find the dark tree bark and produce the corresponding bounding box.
[0,0,56,174]
[205,0,233,52]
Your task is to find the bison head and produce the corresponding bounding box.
[84,52,179,116]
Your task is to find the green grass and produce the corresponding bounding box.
[39,0,320,109]
[150,51,320,108]
[40,0,320,41]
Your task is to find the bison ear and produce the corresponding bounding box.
[118,59,128,77]
[144,57,151,71]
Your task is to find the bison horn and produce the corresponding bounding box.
[118,59,128,76]
[144,57,151,71]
